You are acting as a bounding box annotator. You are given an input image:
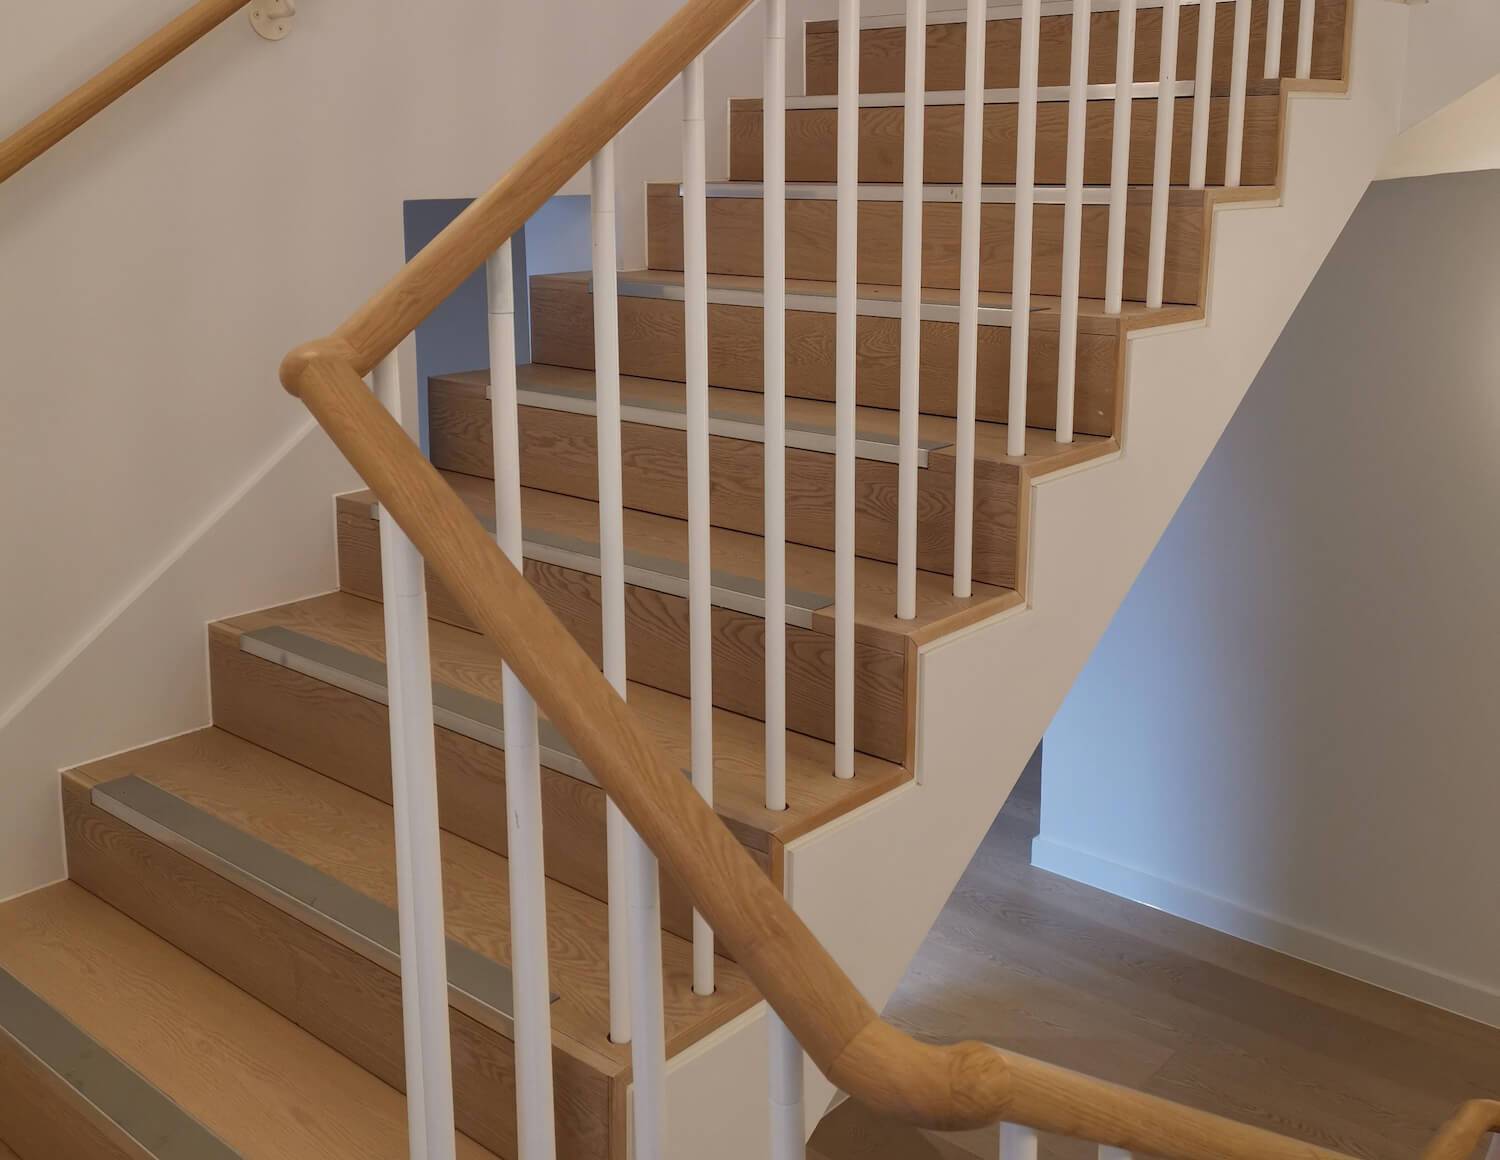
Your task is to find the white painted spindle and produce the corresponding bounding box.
[896,0,926,619]
[682,56,715,998]
[999,1122,1038,1160]
[594,141,668,1153]
[1264,0,1286,78]
[486,244,558,1160]
[1007,0,1040,456]
[1055,0,1090,444]
[1146,0,1181,310]
[1188,0,1217,189]
[769,1011,805,1160]
[1104,0,1137,313]
[834,0,859,779]
[1486,1132,1500,1160]
[951,0,984,598]
[1099,1148,1133,1160]
[1225,0,1251,188]
[764,0,788,814]
[1295,0,1315,79]
[373,352,458,1160]
[591,144,634,1049]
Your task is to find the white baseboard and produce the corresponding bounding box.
[1031,835,1500,1030]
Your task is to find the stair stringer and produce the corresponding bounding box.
[728,0,1412,1145]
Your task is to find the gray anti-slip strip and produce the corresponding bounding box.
[0,966,241,1159]
[360,504,832,629]
[239,625,598,787]
[511,379,948,467]
[90,775,552,1038]
[607,273,1029,326]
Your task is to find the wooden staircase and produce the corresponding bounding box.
[0,2,1390,1159]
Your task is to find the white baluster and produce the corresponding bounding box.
[594,141,668,1155]
[951,0,985,598]
[1007,0,1040,457]
[1056,0,1090,445]
[896,0,926,620]
[999,1123,1038,1160]
[591,144,634,1050]
[763,0,788,814]
[682,56,715,999]
[769,1011,805,1160]
[1099,1148,1133,1160]
[1188,0,1217,190]
[1145,0,1181,310]
[1295,0,1315,79]
[1104,0,1137,313]
[834,0,860,779]
[1264,0,1286,78]
[1225,0,1251,188]
[486,244,558,1160]
[374,352,458,1160]
[1485,1132,1500,1160]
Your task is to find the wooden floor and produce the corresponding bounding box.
[809,758,1500,1160]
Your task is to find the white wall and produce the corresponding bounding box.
[0,0,829,899]
[1380,73,1500,179]
[1398,0,1500,130]
[1039,170,1500,1027]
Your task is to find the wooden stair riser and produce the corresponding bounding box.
[529,276,1122,436]
[205,627,773,949]
[60,775,616,1160]
[647,186,1208,306]
[804,0,1348,95]
[428,387,1021,589]
[728,92,1282,187]
[336,510,911,763]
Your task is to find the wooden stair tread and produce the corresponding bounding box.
[442,362,1114,467]
[341,466,1027,649]
[542,267,1205,333]
[0,881,497,1158]
[215,592,912,848]
[65,727,758,1071]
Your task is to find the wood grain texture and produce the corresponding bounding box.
[729,92,1281,188]
[0,883,496,1159]
[647,185,1207,306]
[813,771,1500,1160]
[0,1023,153,1160]
[204,625,771,952]
[61,770,606,1160]
[307,0,755,375]
[528,271,1122,436]
[0,0,251,183]
[802,0,1347,94]
[338,505,911,763]
[426,367,1061,589]
[210,593,909,851]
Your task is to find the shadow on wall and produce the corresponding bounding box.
[402,195,592,451]
[1038,170,1500,1026]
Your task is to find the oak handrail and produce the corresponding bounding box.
[278,0,1499,1155]
[0,0,253,184]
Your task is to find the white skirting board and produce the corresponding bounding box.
[1031,835,1500,1029]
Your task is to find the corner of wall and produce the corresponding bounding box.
[0,418,358,900]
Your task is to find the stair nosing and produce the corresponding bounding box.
[511,373,950,464]
[607,271,1028,325]
[846,0,1215,30]
[90,774,554,1038]
[783,78,1197,110]
[0,965,240,1160]
[358,502,832,627]
[695,180,1144,205]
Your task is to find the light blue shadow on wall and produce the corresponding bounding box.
[402,195,592,455]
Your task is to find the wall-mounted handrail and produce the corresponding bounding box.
[279,0,1498,1153]
[0,0,254,184]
